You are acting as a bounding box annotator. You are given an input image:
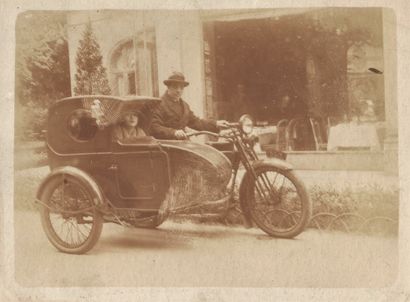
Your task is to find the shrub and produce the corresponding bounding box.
[15,101,48,141]
[308,184,399,235]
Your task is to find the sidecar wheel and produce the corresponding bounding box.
[39,176,103,254]
[244,166,311,238]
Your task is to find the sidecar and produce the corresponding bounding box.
[36,95,232,254]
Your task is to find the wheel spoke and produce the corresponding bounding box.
[68,219,78,244]
[261,171,277,199]
[76,220,91,239]
[64,220,71,244]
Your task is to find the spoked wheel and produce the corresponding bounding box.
[39,176,103,254]
[244,166,311,238]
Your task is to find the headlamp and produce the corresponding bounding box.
[239,114,254,135]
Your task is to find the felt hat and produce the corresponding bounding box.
[163,71,189,87]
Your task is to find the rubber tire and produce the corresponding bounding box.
[244,166,311,238]
[39,175,103,254]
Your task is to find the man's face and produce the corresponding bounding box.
[167,83,185,101]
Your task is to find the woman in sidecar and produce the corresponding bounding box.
[36,95,311,254]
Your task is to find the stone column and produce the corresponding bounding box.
[153,11,183,96]
[179,11,206,118]
[382,8,398,174]
[152,11,205,118]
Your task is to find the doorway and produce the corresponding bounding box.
[204,16,309,123]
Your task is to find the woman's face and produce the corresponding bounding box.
[124,113,139,127]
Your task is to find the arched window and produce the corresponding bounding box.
[110,30,158,97]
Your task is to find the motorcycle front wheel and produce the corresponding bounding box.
[243,166,311,238]
[39,176,103,254]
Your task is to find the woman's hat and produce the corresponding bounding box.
[119,102,142,118]
[163,72,189,87]
[121,109,140,116]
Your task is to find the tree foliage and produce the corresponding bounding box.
[215,9,374,121]
[74,22,111,95]
[24,38,71,107]
[16,12,71,106]
[15,12,71,140]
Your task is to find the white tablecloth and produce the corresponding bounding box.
[327,122,381,151]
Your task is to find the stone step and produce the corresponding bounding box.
[284,150,384,171]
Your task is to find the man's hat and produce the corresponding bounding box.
[163,71,189,87]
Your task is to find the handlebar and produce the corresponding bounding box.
[185,123,240,139]
[186,131,220,138]
[226,122,239,127]
[186,129,237,139]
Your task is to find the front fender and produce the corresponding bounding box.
[36,166,105,206]
[238,159,293,226]
[250,158,293,171]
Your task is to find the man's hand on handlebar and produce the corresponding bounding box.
[216,120,230,129]
[219,128,234,137]
[174,129,188,140]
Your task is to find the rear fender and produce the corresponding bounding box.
[238,159,293,225]
[36,166,105,207]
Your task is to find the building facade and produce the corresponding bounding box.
[66,8,397,173]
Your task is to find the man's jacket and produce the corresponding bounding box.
[150,93,217,139]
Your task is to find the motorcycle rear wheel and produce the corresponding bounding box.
[244,166,311,238]
[39,176,103,254]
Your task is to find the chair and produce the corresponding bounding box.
[286,118,321,151]
[286,118,303,151]
[276,119,288,151]
[309,118,328,151]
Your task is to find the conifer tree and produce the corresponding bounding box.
[74,22,111,95]
[16,11,70,140]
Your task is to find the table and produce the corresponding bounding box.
[327,122,381,151]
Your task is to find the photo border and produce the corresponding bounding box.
[1,0,409,301]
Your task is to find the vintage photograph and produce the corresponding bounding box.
[12,7,399,292]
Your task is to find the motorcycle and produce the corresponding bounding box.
[35,96,311,254]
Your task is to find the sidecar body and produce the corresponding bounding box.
[40,95,232,218]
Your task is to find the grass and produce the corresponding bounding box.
[14,166,50,211]
[308,184,398,235]
[14,140,47,170]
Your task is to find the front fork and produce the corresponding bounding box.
[242,140,283,204]
[222,144,256,226]
[236,139,286,226]
[226,153,241,204]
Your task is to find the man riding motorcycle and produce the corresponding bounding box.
[150,72,229,140]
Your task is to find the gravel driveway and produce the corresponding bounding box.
[14,210,397,288]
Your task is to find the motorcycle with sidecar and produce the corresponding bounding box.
[35,95,311,254]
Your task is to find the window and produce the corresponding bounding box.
[67,109,98,142]
[127,72,136,95]
[110,30,158,97]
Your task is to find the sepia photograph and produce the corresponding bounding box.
[2,1,410,301]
